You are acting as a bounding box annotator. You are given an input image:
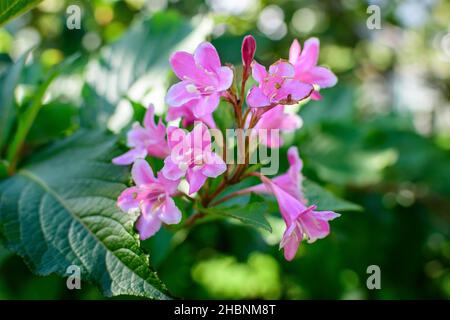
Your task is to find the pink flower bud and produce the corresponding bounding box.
[241,35,256,69]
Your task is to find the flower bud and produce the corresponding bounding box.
[241,35,256,69]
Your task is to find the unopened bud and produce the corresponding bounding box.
[241,35,256,69]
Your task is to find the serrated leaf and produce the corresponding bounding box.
[82,11,212,128]
[303,179,362,212]
[0,130,170,299]
[204,199,272,232]
[0,0,42,26]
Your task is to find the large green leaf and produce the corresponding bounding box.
[0,51,28,151]
[0,130,170,299]
[82,11,212,128]
[203,197,272,232]
[0,0,42,26]
[303,179,362,212]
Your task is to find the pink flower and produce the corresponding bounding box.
[244,147,339,261]
[162,123,227,194]
[261,175,339,261]
[246,60,313,108]
[112,105,169,165]
[250,105,302,148]
[166,99,216,129]
[117,159,181,240]
[289,38,337,100]
[166,42,233,119]
[244,147,304,199]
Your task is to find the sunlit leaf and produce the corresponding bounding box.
[0,0,42,27]
[82,11,212,129]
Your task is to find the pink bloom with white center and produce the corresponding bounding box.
[167,99,216,129]
[289,38,337,100]
[112,105,169,165]
[249,105,302,148]
[166,42,233,119]
[244,147,339,261]
[117,159,181,240]
[246,60,313,108]
[162,123,227,194]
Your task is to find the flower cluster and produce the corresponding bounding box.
[113,36,339,261]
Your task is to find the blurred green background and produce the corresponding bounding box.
[0,0,449,299]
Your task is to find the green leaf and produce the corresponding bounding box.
[0,159,8,179]
[6,54,80,172]
[0,51,28,151]
[0,130,170,299]
[204,197,272,232]
[0,0,42,26]
[303,179,362,212]
[214,100,235,133]
[82,11,212,128]
[27,101,78,144]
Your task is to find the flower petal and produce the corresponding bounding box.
[169,51,204,81]
[304,66,337,88]
[193,93,220,118]
[269,60,295,77]
[117,186,140,212]
[143,104,156,130]
[156,171,180,195]
[194,42,221,73]
[289,39,301,65]
[161,157,186,181]
[157,196,182,225]
[136,205,162,240]
[260,175,309,222]
[300,211,331,243]
[166,81,199,107]
[186,168,207,194]
[247,86,271,108]
[216,66,234,91]
[132,159,155,186]
[277,79,313,102]
[167,126,187,150]
[271,146,303,200]
[280,222,302,261]
[251,61,267,83]
[298,37,319,71]
[202,151,226,177]
[127,124,149,148]
[112,148,147,165]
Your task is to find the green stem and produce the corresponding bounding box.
[6,73,57,174]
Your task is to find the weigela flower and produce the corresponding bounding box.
[246,60,313,108]
[261,175,339,261]
[166,99,216,129]
[250,105,302,148]
[166,42,233,120]
[117,159,181,240]
[289,38,337,100]
[162,123,226,194]
[114,35,340,254]
[112,105,169,165]
[247,147,340,261]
